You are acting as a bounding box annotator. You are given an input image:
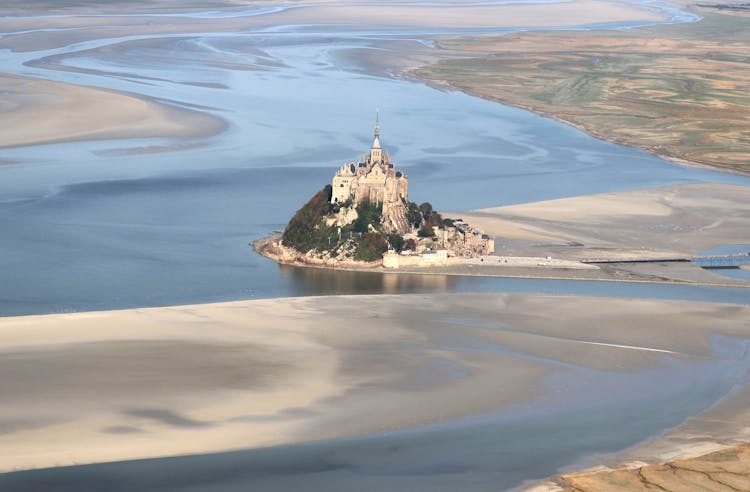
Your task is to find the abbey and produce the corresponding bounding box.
[330,115,411,234]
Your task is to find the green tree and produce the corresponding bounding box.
[355,233,388,261]
[387,233,405,252]
[353,200,383,233]
[425,212,444,229]
[282,185,333,252]
[419,202,433,219]
[407,202,423,228]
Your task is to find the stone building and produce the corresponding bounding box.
[331,114,410,233]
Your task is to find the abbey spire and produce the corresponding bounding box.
[370,110,382,162]
[330,114,410,233]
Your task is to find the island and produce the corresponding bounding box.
[254,118,749,287]
[254,115,496,269]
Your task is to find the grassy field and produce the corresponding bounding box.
[417,6,750,174]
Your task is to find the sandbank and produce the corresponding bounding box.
[1,293,749,472]
[267,0,663,30]
[460,183,750,262]
[0,73,225,149]
[0,0,664,52]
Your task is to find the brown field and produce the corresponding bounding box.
[417,5,750,175]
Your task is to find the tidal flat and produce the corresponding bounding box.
[0,294,749,491]
[1,1,749,490]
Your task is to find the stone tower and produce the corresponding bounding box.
[331,113,411,234]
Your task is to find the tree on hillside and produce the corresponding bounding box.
[282,185,333,251]
[353,199,382,233]
[407,202,423,229]
[355,232,388,261]
[419,202,433,219]
[418,222,435,238]
[387,233,405,252]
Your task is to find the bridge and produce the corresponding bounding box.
[582,253,750,269]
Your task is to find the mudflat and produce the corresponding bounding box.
[1,293,749,473]
[461,183,750,261]
[0,73,225,149]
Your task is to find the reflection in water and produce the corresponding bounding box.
[279,264,453,296]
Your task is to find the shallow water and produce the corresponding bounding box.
[1,14,749,316]
[1,3,749,490]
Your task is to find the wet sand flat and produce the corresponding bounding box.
[0,73,225,149]
[0,0,665,52]
[1,293,749,474]
[265,0,663,30]
[460,183,750,261]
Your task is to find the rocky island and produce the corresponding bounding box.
[254,115,494,269]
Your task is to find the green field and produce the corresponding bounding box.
[417,6,750,174]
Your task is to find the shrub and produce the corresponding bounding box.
[425,213,444,229]
[355,233,388,262]
[418,223,435,238]
[387,233,405,252]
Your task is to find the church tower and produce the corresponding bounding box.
[329,113,410,233]
[370,111,382,164]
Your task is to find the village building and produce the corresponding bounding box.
[330,114,410,234]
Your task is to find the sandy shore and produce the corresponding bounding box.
[1,293,749,473]
[460,183,750,262]
[0,73,225,149]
